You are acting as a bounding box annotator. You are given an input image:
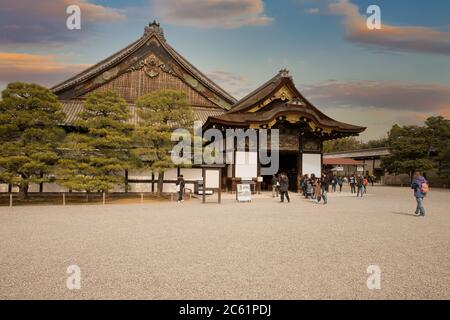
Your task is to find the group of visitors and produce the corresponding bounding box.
[271,173,291,203]
[179,170,428,217]
[299,173,329,204]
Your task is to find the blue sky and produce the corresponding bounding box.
[1,0,449,140]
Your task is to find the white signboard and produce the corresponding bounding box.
[205,170,220,188]
[357,166,364,172]
[237,184,251,202]
[332,166,344,172]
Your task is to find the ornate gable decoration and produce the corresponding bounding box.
[249,85,297,112]
[127,54,178,79]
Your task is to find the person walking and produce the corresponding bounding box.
[349,174,356,194]
[310,174,316,198]
[320,173,329,204]
[331,176,337,192]
[337,176,343,192]
[363,176,369,194]
[279,172,290,203]
[271,174,279,198]
[176,174,185,203]
[305,176,313,199]
[301,174,308,196]
[411,171,428,217]
[315,178,322,203]
[356,175,364,198]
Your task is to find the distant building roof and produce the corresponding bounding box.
[323,158,364,165]
[324,147,391,159]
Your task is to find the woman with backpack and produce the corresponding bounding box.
[411,171,428,217]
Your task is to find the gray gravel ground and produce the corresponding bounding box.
[0,185,449,300]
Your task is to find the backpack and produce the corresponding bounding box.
[420,182,429,194]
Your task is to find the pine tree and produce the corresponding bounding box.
[132,90,194,196]
[382,124,434,179]
[0,82,65,197]
[57,90,133,196]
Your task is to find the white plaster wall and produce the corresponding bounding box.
[235,151,257,178]
[180,168,202,181]
[302,153,321,177]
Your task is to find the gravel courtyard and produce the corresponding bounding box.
[1,186,449,300]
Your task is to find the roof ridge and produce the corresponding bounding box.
[52,22,236,108]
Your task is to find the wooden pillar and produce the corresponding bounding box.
[124,169,129,193]
[39,172,44,193]
[151,173,155,193]
[297,134,303,192]
[202,168,206,204]
[218,168,222,204]
[372,158,376,176]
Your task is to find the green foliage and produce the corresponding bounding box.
[438,140,450,185]
[0,82,65,196]
[132,90,194,195]
[382,117,450,178]
[323,137,387,153]
[57,90,133,193]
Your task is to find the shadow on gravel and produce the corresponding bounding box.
[392,211,419,217]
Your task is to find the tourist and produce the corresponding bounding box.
[331,176,337,192]
[176,174,185,203]
[279,172,290,203]
[356,175,364,197]
[349,174,356,194]
[315,178,322,203]
[363,176,369,193]
[271,174,279,198]
[411,171,428,217]
[301,174,308,196]
[310,174,316,198]
[321,173,329,204]
[337,176,343,192]
[305,176,313,199]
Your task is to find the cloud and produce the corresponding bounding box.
[207,70,255,99]
[304,8,320,14]
[0,0,125,45]
[152,0,273,29]
[322,107,429,141]
[0,52,90,87]
[328,0,450,55]
[302,80,450,118]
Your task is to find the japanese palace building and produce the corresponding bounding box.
[48,21,365,193]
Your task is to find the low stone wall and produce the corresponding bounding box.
[383,171,448,188]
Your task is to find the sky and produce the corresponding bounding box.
[0,0,449,140]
